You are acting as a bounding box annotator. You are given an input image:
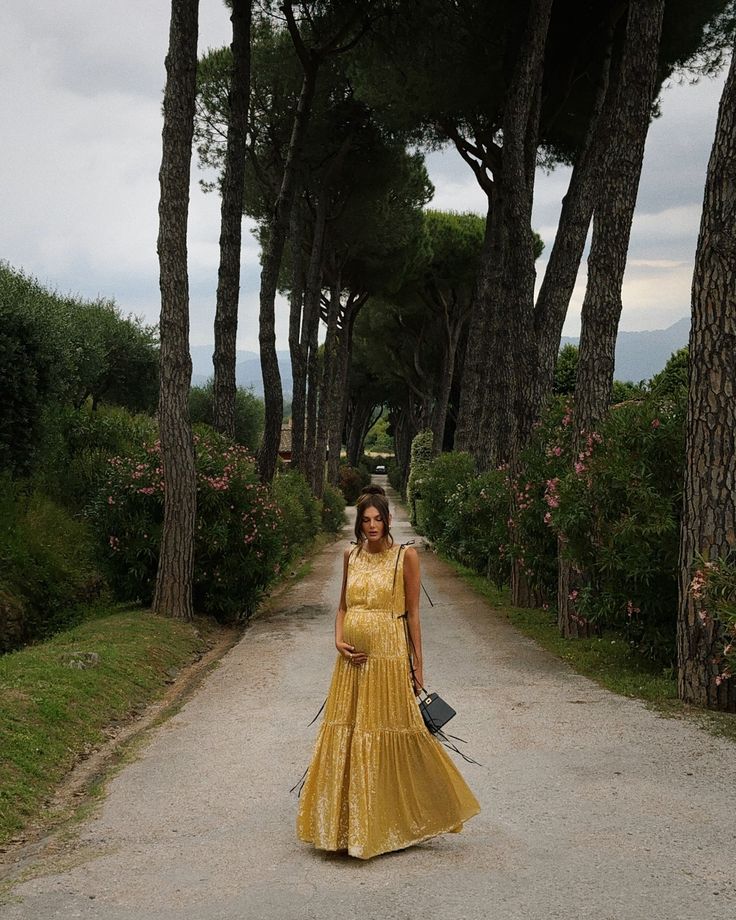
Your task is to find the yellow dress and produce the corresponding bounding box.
[296,542,480,859]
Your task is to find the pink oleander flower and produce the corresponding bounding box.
[569,589,579,601]
[651,418,661,429]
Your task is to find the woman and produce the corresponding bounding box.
[296,485,480,859]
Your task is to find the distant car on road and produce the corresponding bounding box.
[375,464,386,474]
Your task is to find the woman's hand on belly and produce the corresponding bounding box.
[335,639,368,665]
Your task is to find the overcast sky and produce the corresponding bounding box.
[0,1,729,351]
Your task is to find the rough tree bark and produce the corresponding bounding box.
[470,0,553,473]
[292,191,327,475]
[152,0,199,620]
[558,0,666,638]
[453,199,495,456]
[212,0,252,438]
[327,293,367,485]
[677,48,736,712]
[287,204,307,471]
[426,286,469,455]
[257,61,317,483]
[312,276,341,496]
[532,22,618,416]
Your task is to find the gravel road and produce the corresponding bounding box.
[1,479,735,920]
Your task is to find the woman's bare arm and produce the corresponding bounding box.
[403,546,424,692]
[336,547,367,664]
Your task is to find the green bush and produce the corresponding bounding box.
[550,395,685,665]
[86,427,284,621]
[0,477,106,649]
[0,297,60,476]
[387,459,405,495]
[506,397,570,603]
[338,465,365,504]
[189,379,264,451]
[407,429,434,529]
[271,469,321,552]
[419,452,476,543]
[34,403,157,511]
[321,484,347,533]
[690,554,736,687]
[441,469,511,585]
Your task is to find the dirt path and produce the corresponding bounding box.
[1,479,735,920]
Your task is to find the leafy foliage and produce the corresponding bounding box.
[0,476,106,649]
[407,429,434,528]
[689,554,736,686]
[88,427,290,621]
[189,379,264,451]
[0,263,158,478]
[321,483,347,532]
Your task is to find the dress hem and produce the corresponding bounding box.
[298,805,480,861]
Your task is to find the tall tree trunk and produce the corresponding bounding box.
[257,65,317,483]
[287,204,307,471]
[558,0,666,638]
[212,0,252,438]
[454,202,494,454]
[532,25,617,416]
[312,278,341,496]
[431,295,466,455]
[294,193,327,476]
[304,304,320,487]
[474,0,553,473]
[327,294,366,484]
[327,328,349,486]
[152,0,199,620]
[677,49,736,712]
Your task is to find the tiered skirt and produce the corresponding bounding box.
[296,606,480,859]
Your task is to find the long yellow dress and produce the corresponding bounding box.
[296,542,480,859]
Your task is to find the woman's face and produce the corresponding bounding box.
[361,504,388,547]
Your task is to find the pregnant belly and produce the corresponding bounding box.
[343,608,402,658]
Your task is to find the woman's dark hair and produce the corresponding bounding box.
[354,485,393,550]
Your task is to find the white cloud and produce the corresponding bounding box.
[0,3,729,359]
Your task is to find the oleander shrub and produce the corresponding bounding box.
[321,484,347,533]
[87,426,284,621]
[689,553,736,688]
[506,397,571,603]
[35,403,157,510]
[271,469,321,551]
[549,395,685,665]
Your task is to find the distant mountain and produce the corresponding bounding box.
[189,346,293,397]
[561,316,690,382]
[188,317,690,397]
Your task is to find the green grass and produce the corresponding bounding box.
[444,557,736,744]
[0,605,222,845]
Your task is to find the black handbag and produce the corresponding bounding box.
[393,545,481,765]
[417,690,456,734]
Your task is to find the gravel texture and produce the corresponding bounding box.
[1,479,735,920]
